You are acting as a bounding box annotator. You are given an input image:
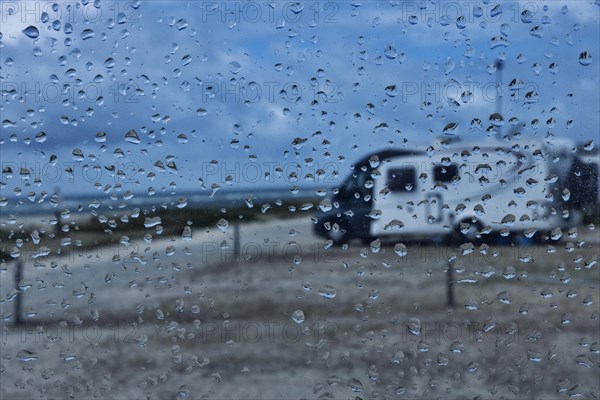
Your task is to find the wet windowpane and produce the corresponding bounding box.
[434,164,459,182]
[0,1,598,399]
[388,167,417,192]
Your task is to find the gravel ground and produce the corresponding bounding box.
[1,216,599,399]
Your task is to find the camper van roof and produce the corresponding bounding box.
[351,136,584,171]
[351,149,421,170]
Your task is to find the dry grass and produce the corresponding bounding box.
[0,217,598,399]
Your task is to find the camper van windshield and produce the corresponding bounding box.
[338,171,368,200]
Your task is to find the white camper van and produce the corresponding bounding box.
[313,137,598,244]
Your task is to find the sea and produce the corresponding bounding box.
[0,185,325,218]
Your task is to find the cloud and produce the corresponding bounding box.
[1,0,598,197]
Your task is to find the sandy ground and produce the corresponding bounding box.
[1,216,599,399]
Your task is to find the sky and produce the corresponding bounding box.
[0,0,599,203]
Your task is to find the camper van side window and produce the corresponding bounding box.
[434,164,459,183]
[387,168,417,192]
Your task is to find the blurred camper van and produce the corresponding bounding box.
[313,138,598,244]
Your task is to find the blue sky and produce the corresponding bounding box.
[1,1,598,200]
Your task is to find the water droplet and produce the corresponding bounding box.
[124,129,140,144]
[394,243,407,257]
[165,245,176,256]
[144,216,162,228]
[384,84,398,97]
[530,26,543,38]
[575,355,593,368]
[229,61,242,74]
[299,203,313,211]
[72,148,84,161]
[490,4,502,17]
[579,51,592,66]
[497,290,512,304]
[369,238,381,253]
[35,131,47,143]
[182,226,192,241]
[318,284,336,299]
[104,57,115,68]
[366,209,382,219]
[527,349,542,362]
[81,29,95,40]
[318,199,332,212]
[442,122,459,135]
[384,44,397,59]
[519,9,534,23]
[406,319,421,336]
[217,218,229,233]
[30,230,40,245]
[17,349,39,362]
[489,113,504,126]
[582,140,594,151]
[444,57,455,75]
[94,131,107,143]
[175,19,188,30]
[176,197,187,208]
[291,137,307,149]
[243,195,254,208]
[22,26,39,39]
[437,353,449,367]
[347,378,363,392]
[372,16,382,28]
[291,309,305,324]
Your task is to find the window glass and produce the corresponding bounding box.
[434,163,459,182]
[387,167,416,192]
[0,2,598,399]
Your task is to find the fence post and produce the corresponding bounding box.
[54,208,63,236]
[233,222,240,262]
[446,257,455,307]
[446,213,457,308]
[14,260,23,325]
